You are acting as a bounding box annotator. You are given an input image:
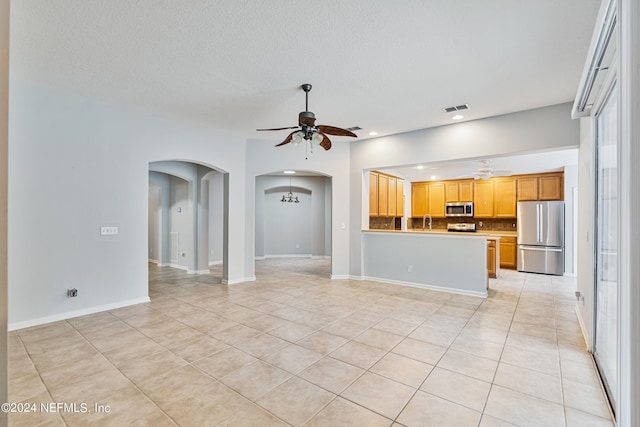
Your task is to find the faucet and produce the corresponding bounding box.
[422,213,432,231]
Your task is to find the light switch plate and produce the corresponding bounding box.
[100,226,118,235]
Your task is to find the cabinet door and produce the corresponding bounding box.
[369,172,379,216]
[474,180,494,217]
[459,181,473,202]
[378,174,389,216]
[494,178,517,218]
[411,182,429,217]
[388,177,397,216]
[396,179,405,217]
[445,182,459,202]
[429,182,446,217]
[517,176,538,201]
[539,174,563,200]
[499,237,517,269]
[487,240,497,278]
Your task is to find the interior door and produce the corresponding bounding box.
[594,85,618,411]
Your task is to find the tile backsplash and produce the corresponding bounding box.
[407,217,517,231]
[369,217,517,231]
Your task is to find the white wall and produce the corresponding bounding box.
[8,80,247,329]
[0,0,9,417]
[208,173,224,265]
[245,140,350,280]
[349,103,580,278]
[264,188,312,256]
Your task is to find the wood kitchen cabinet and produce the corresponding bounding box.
[499,236,517,269]
[388,176,397,217]
[370,171,404,217]
[494,177,517,218]
[539,173,563,200]
[412,181,445,217]
[369,172,379,216]
[396,179,405,217]
[473,180,494,217]
[487,238,499,279]
[445,180,473,202]
[517,173,564,201]
[429,182,446,217]
[411,182,429,217]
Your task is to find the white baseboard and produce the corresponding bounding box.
[148,258,159,264]
[264,254,312,258]
[362,275,488,298]
[330,274,350,279]
[223,276,256,285]
[311,255,331,260]
[208,260,223,266]
[254,256,266,260]
[8,297,151,331]
[187,269,212,275]
[575,304,591,350]
[168,263,188,271]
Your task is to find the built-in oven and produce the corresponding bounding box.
[445,202,473,217]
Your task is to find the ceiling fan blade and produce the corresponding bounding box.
[317,125,357,138]
[318,133,332,150]
[275,131,297,147]
[491,170,513,176]
[257,126,299,131]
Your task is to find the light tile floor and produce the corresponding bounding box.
[9,259,615,426]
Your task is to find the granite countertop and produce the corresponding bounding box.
[364,229,517,237]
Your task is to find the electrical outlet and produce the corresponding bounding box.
[407,265,413,272]
[68,288,78,298]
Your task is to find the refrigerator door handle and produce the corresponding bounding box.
[536,204,541,242]
[519,246,563,252]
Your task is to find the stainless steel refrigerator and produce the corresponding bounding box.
[517,201,564,275]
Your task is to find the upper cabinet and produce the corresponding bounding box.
[411,182,429,217]
[494,177,517,218]
[369,172,379,216]
[445,180,473,202]
[409,171,563,218]
[412,181,446,217]
[516,173,564,201]
[370,171,404,217]
[473,180,495,218]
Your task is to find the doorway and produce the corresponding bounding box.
[593,85,618,412]
[148,161,227,283]
[254,173,332,279]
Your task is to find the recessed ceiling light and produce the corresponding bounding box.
[452,115,464,120]
[416,165,425,170]
[283,170,296,174]
[368,131,378,136]
[430,175,437,180]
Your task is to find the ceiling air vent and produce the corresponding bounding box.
[345,126,362,131]
[443,104,469,113]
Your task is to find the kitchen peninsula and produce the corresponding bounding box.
[362,229,491,297]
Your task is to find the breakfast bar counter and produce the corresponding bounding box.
[362,229,489,297]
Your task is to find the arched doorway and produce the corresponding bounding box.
[254,171,332,278]
[148,160,227,283]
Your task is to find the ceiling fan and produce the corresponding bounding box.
[462,160,513,180]
[256,84,357,152]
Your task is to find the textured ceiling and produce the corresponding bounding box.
[10,0,600,141]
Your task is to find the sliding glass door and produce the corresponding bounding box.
[594,85,617,410]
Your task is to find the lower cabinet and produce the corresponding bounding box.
[487,239,499,279]
[499,237,517,269]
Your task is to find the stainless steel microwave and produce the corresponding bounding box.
[445,202,473,217]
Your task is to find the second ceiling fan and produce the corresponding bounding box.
[257,84,357,152]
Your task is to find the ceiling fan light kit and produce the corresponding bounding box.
[257,84,357,158]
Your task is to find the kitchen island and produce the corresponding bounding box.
[362,229,490,297]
